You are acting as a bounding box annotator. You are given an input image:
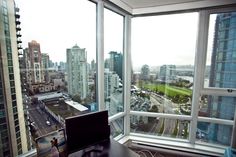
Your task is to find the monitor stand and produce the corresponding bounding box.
[81,145,104,157]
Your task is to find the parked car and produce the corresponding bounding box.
[46,120,51,126]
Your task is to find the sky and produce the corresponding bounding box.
[16,0,214,67]
[16,0,97,63]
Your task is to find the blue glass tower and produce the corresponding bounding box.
[208,12,236,145]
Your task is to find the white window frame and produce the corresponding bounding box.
[105,4,236,156]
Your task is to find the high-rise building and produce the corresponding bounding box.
[24,40,43,84]
[140,64,150,81]
[159,65,176,81]
[90,59,96,75]
[59,61,66,72]
[208,12,236,145]
[0,1,29,156]
[104,68,121,115]
[108,51,123,80]
[41,53,50,82]
[104,68,120,99]
[67,44,88,99]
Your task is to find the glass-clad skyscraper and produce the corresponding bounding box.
[0,0,29,156]
[208,12,236,145]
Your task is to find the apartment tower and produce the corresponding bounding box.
[108,51,123,80]
[208,12,236,145]
[41,53,50,82]
[0,0,29,156]
[25,40,43,84]
[66,44,88,99]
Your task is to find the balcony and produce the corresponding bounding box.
[15,13,20,18]
[16,20,21,25]
[17,40,22,44]
[18,52,23,56]
[16,26,21,31]
[17,45,23,49]
[15,7,19,12]
[16,33,22,37]
[16,39,22,44]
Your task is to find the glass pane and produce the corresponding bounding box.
[104,8,124,116]
[131,13,198,116]
[17,0,97,150]
[110,117,124,138]
[130,115,190,139]
[197,122,232,146]
[205,12,236,88]
[199,95,236,120]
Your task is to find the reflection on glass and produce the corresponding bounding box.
[199,95,235,120]
[130,116,189,139]
[131,13,198,116]
[197,122,232,146]
[110,117,124,138]
[104,8,124,116]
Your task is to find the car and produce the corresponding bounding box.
[46,120,51,126]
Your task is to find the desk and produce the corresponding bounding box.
[68,138,139,157]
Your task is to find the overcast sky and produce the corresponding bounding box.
[16,0,97,63]
[16,0,214,67]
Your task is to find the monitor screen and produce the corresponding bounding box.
[65,110,110,154]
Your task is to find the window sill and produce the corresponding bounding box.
[121,133,226,157]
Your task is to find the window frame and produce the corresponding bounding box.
[96,0,236,151]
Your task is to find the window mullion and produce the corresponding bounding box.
[97,0,105,111]
[189,10,210,144]
[201,88,236,97]
[123,14,132,136]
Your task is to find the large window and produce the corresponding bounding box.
[130,13,198,137]
[16,0,97,149]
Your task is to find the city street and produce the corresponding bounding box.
[130,92,188,138]
[28,103,58,138]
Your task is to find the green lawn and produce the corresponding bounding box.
[141,83,192,97]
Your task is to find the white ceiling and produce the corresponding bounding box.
[108,0,236,15]
[119,0,202,9]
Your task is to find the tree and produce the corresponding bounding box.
[72,94,82,103]
[138,80,143,88]
[149,105,159,112]
[83,96,92,105]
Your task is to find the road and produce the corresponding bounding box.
[127,92,190,138]
[28,103,58,138]
[149,93,177,135]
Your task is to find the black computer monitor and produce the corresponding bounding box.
[65,110,110,154]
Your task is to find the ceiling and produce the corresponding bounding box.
[119,0,202,9]
[108,0,236,15]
